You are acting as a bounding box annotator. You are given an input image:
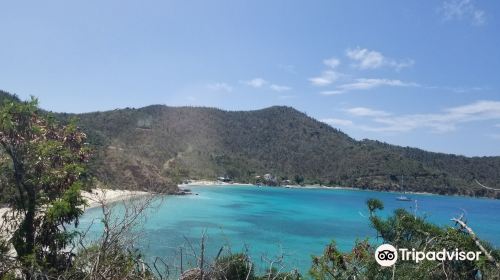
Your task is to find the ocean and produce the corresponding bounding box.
[79,185,500,276]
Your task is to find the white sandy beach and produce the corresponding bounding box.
[1,188,150,232]
[180,179,356,190]
[179,179,254,187]
[0,188,150,258]
[0,188,149,214]
[178,180,436,197]
[81,188,150,209]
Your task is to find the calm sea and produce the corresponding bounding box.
[79,185,500,275]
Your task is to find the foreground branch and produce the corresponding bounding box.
[451,217,499,268]
[475,179,500,191]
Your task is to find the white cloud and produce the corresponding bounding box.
[346,48,384,69]
[345,107,391,117]
[344,100,500,133]
[360,115,456,133]
[309,70,340,86]
[423,85,485,93]
[243,78,268,88]
[270,84,292,92]
[443,101,500,123]
[242,78,292,92]
[346,47,414,70]
[323,57,341,68]
[388,59,415,71]
[321,118,353,127]
[319,78,418,95]
[473,10,486,25]
[441,0,486,26]
[320,90,344,96]
[331,78,418,94]
[207,82,233,92]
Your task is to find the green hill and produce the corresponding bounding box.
[2,90,500,198]
[65,104,500,198]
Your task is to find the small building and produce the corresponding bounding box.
[217,176,231,182]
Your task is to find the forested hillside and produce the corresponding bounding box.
[64,101,500,198]
[2,90,500,198]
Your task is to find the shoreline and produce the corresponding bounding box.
[81,188,151,210]
[1,188,151,228]
[0,188,152,258]
[178,180,254,187]
[179,180,494,200]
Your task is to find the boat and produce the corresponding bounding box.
[396,195,412,201]
[396,175,412,202]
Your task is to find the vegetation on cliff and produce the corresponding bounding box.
[1,90,500,199]
[67,99,500,198]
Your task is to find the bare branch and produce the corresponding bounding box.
[451,216,499,268]
[475,179,500,191]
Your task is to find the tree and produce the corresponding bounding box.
[310,239,375,280]
[0,97,91,276]
[366,198,383,217]
[294,175,304,186]
[310,198,500,280]
[213,253,254,280]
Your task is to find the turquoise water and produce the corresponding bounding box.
[79,185,500,275]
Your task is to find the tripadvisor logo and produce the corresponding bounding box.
[375,244,398,267]
[375,244,482,267]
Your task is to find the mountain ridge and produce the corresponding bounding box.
[1,90,499,198]
[65,102,500,198]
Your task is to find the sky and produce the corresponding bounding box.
[1,0,499,156]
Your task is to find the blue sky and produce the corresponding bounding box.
[1,0,499,156]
